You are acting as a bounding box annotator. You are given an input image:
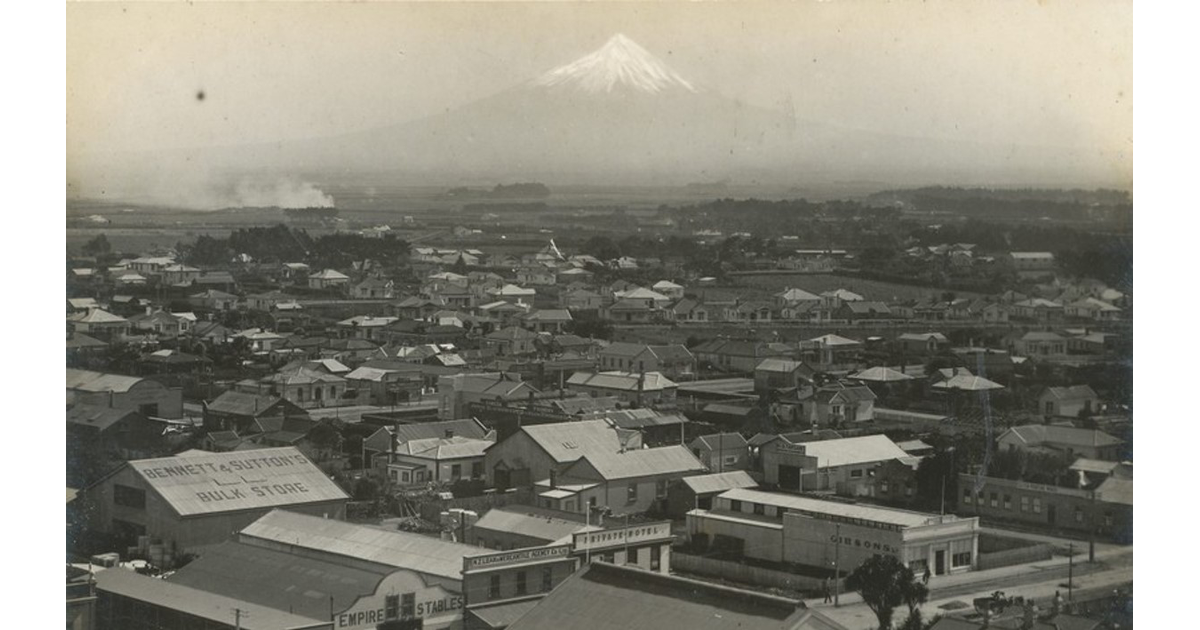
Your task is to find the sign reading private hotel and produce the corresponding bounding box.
[464,545,571,572]
[573,521,672,552]
[129,447,349,516]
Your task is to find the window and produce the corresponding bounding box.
[451,464,462,479]
[962,489,972,505]
[952,552,972,567]
[1003,495,1012,510]
[472,461,484,478]
[730,499,743,512]
[489,575,501,599]
[627,547,639,565]
[385,595,399,620]
[542,566,553,592]
[905,484,914,497]
[881,481,890,494]
[1033,498,1042,514]
[113,485,146,509]
[1021,496,1030,512]
[989,492,998,508]
[650,545,661,571]
[1045,402,1054,415]
[656,478,668,498]
[850,469,864,479]
[753,503,765,516]
[627,483,639,503]
[1104,512,1114,526]
[723,455,739,466]
[1074,507,1084,523]
[401,593,415,619]
[516,571,527,595]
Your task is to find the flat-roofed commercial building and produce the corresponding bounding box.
[687,488,980,577]
[76,447,349,553]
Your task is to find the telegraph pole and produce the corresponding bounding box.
[1067,543,1074,602]
[834,522,841,607]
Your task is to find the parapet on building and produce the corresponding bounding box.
[688,488,980,577]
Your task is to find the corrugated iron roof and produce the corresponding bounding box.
[792,435,909,469]
[240,509,476,580]
[681,471,758,494]
[506,562,827,630]
[718,488,945,529]
[66,368,144,393]
[568,445,705,481]
[129,447,348,517]
[167,541,387,620]
[471,506,594,543]
[521,420,629,464]
[95,566,327,630]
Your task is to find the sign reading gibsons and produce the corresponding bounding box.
[463,545,571,572]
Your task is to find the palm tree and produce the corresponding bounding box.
[845,554,929,630]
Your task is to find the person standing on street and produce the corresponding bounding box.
[822,577,832,604]
[923,566,932,585]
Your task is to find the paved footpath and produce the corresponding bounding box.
[805,547,1132,630]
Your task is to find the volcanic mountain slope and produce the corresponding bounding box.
[289,33,795,179]
[68,33,1128,203]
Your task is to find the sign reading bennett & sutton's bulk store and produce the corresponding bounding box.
[130,447,350,517]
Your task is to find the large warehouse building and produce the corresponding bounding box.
[75,447,349,554]
[687,488,980,577]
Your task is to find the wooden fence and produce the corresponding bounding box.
[671,553,840,594]
[976,543,1055,571]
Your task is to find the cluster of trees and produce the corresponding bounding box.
[846,554,935,630]
[177,224,411,269]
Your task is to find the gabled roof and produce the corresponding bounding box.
[693,432,749,451]
[1001,425,1124,449]
[566,371,678,392]
[396,435,493,460]
[70,308,127,324]
[66,404,143,431]
[781,434,909,469]
[310,269,350,280]
[470,505,593,544]
[603,409,688,430]
[167,540,390,622]
[239,509,476,580]
[680,470,758,494]
[1041,385,1099,400]
[507,562,835,630]
[805,333,862,347]
[755,358,811,374]
[567,445,705,481]
[391,418,489,444]
[118,447,347,517]
[96,568,325,630]
[776,287,822,302]
[517,420,629,464]
[66,368,145,393]
[205,391,295,417]
[897,332,948,342]
[598,342,647,358]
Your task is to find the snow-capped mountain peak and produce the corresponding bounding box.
[532,33,698,94]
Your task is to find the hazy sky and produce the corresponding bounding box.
[68,1,1131,160]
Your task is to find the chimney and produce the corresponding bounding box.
[549,469,557,489]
